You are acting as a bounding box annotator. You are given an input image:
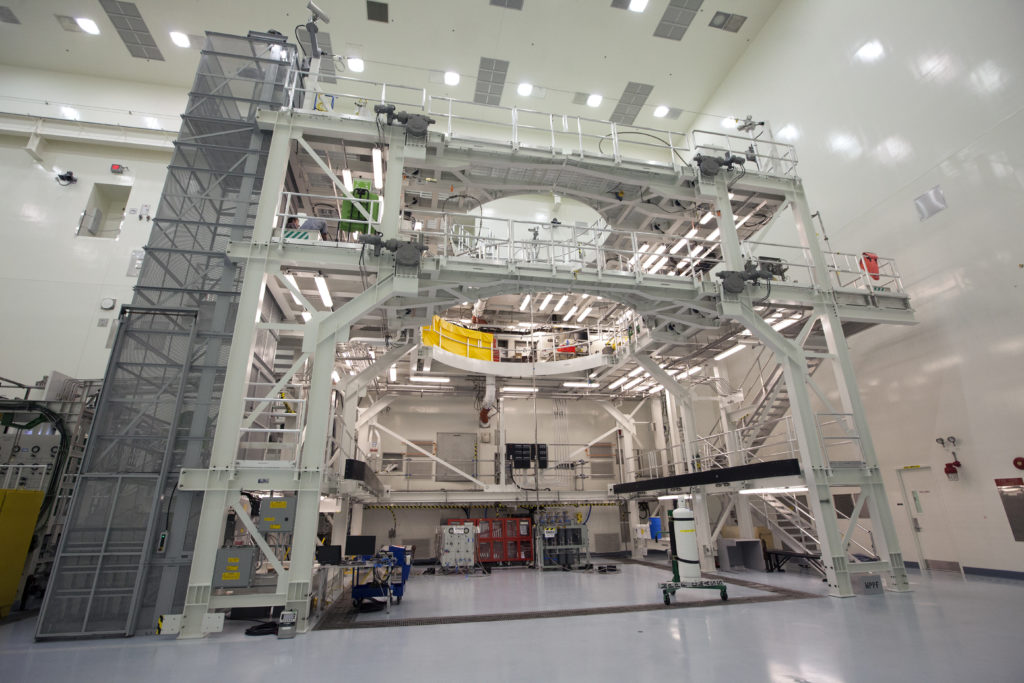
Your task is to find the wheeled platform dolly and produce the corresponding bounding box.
[659,578,728,604]
[658,502,728,604]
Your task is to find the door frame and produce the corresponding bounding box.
[895,465,963,576]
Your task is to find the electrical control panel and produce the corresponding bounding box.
[438,524,476,569]
[257,496,296,533]
[212,546,256,588]
[0,435,61,490]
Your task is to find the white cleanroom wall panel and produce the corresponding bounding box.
[696,0,1024,573]
[0,139,170,380]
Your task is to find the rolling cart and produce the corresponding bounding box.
[659,505,728,604]
[350,545,412,610]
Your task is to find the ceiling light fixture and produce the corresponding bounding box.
[517,82,533,96]
[707,228,721,241]
[410,376,451,383]
[347,57,365,72]
[586,94,602,107]
[653,105,669,118]
[699,211,714,225]
[539,293,553,311]
[628,366,644,377]
[342,168,354,192]
[739,486,809,495]
[628,0,649,11]
[628,243,650,266]
[608,377,629,390]
[371,147,383,189]
[283,273,302,305]
[622,377,645,391]
[169,31,190,48]
[564,304,579,320]
[389,365,397,382]
[686,366,702,376]
[332,370,341,383]
[502,386,539,393]
[314,275,333,308]
[714,345,744,361]
[60,106,80,121]
[301,311,312,322]
[519,294,531,311]
[563,382,598,388]
[854,40,885,63]
[143,116,160,129]
[650,256,669,272]
[75,17,100,34]
[577,306,593,322]
[554,294,568,312]
[444,71,460,86]
[721,116,739,129]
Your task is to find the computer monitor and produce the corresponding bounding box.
[345,535,376,557]
[315,544,342,565]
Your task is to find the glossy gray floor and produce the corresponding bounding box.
[2,566,1023,682]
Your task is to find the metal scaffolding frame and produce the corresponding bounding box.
[36,33,296,639]
[40,42,913,639]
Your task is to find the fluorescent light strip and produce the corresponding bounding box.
[686,366,702,376]
[642,244,667,270]
[389,365,397,382]
[342,168,354,192]
[772,318,800,331]
[283,273,302,305]
[577,306,593,322]
[628,366,644,377]
[554,294,568,312]
[650,256,669,272]
[301,311,312,322]
[699,212,714,225]
[714,345,744,361]
[502,386,539,393]
[608,377,628,390]
[372,147,383,189]
[739,486,809,495]
[707,228,721,242]
[539,293,553,311]
[622,377,645,391]
[628,243,650,266]
[409,376,450,383]
[563,382,598,388]
[331,370,341,383]
[564,305,579,321]
[519,294,531,311]
[314,275,333,308]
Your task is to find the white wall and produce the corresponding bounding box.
[0,136,172,382]
[0,65,187,130]
[695,0,1024,573]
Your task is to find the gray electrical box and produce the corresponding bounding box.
[257,496,297,533]
[212,546,256,588]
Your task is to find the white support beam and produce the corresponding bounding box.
[228,501,287,580]
[598,401,637,437]
[356,395,397,430]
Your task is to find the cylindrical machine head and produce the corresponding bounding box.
[672,506,701,579]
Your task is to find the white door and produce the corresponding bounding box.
[897,466,960,572]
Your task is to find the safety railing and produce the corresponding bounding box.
[425,320,629,364]
[282,66,794,180]
[826,251,905,296]
[763,490,877,559]
[687,414,800,472]
[272,190,382,244]
[815,412,865,467]
[237,383,308,463]
[691,129,798,178]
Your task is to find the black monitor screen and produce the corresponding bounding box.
[315,545,342,565]
[345,535,376,557]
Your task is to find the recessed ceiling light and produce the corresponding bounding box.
[169,31,190,48]
[855,40,885,63]
[653,105,669,118]
[628,0,649,12]
[348,57,365,72]
[586,94,602,107]
[444,71,460,86]
[517,82,533,96]
[75,17,100,34]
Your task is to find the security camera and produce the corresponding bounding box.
[307,1,330,23]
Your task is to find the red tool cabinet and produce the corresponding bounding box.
[446,517,533,563]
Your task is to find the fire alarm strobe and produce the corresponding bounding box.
[1013,457,1024,471]
[110,164,125,174]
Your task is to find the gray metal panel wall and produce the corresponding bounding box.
[36,33,294,639]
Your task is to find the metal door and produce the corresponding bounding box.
[897,466,960,572]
